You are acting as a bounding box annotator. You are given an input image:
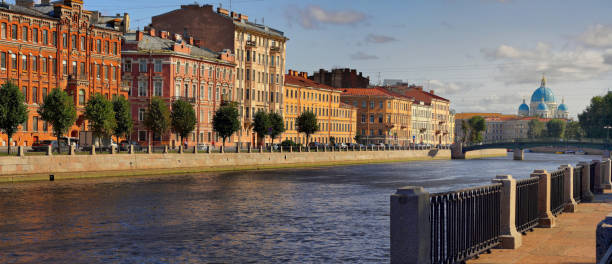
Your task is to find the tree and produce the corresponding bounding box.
[460,119,469,143]
[38,88,76,153]
[171,99,196,146]
[212,101,241,147]
[0,81,28,154]
[564,121,585,140]
[253,111,271,146]
[112,96,133,145]
[578,92,612,138]
[144,97,171,145]
[527,119,546,139]
[546,119,566,138]
[329,136,336,146]
[354,133,362,143]
[296,111,319,145]
[467,116,486,143]
[268,112,285,144]
[85,94,116,147]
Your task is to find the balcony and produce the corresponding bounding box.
[246,40,256,48]
[270,46,280,53]
[172,96,196,104]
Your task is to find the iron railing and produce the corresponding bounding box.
[591,162,597,193]
[573,165,583,203]
[515,177,539,234]
[550,169,565,216]
[430,183,502,263]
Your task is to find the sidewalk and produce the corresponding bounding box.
[469,191,612,264]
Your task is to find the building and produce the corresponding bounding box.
[454,113,545,143]
[310,68,370,89]
[387,85,453,145]
[411,100,433,144]
[150,4,288,146]
[122,28,235,147]
[282,70,357,145]
[518,76,569,119]
[0,0,128,147]
[339,87,412,146]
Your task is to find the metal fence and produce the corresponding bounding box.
[573,165,583,203]
[515,177,539,234]
[550,169,566,216]
[430,183,502,263]
[591,162,597,193]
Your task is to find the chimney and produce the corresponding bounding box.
[288,70,293,76]
[194,39,202,47]
[239,14,249,21]
[160,31,169,39]
[136,30,143,41]
[15,0,34,7]
[430,90,435,94]
[217,7,229,16]
[148,28,156,37]
[41,0,50,4]
[188,37,194,45]
[300,72,307,79]
[173,33,182,42]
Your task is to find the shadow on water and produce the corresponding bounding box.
[0,152,600,263]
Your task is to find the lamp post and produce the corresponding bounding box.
[605,125,612,150]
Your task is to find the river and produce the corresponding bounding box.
[0,153,600,263]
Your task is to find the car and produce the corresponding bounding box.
[119,141,142,151]
[32,140,61,152]
[308,142,323,148]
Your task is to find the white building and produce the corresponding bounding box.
[518,77,569,119]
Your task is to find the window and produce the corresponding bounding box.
[80,36,85,50]
[370,101,374,108]
[176,61,180,72]
[32,56,37,72]
[200,85,204,99]
[32,28,38,43]
[1,52,5,69]
[96,64,101,78]
[78,89,85,106]
[71,35,76,50]
[139,109,145,121]
[138,81,147,97]
[113,42,118,55]
[62,33,67,48]
[208,86,212,101]
[138,131,147,141]
[52,58,56,74]
[42,88,47,100]
[379,101,383,109]
[72,61,77,75]
[139,59,147,72]
[370,114,374,123]
[105,65,109,80]
[52,31,57,46]
[379,115,383,123]
[22,86,27,103]
[80,62,85,77]
[11,24,17,40]
[111,66,116,80]
[21,55,27,71]
[96,39,101,53]
[22,26,28,41]
[32,87,37,103]
[32,116,38,132]
[185,63,189,75]
[43,121,48,132]
[154,60,162,72]
[154,81,162,96]
[184,84,189,97]
[192,84,197,98]
[361,114,366,123]
[62,60,67,75]
[124,60,131,72]
[0,23,5,39]
[42,30,47,44]
[104,40,109,54]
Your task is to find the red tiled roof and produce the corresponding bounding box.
[402,88,450,102]
[284,74,337,91]
[339,87,412,100]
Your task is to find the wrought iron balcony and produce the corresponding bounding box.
[246,40,256,47]
[172,96,196,103]
[270,46,280,53]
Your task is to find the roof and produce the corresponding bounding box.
[519,103,529,111]
[531,86,555,103]
[284,74,337,91]
[340,87,412,100]
[0,3,55,19]
[233,20,286,39]
[558,103,568,111]
[536,102,548,111]
[124,33,218,59]
[339,102,356,109]
[402,88,450,102]
[455,113,503,120]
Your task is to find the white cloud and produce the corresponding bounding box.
[365,34,397,44]
[578,24,612,48]
[350,51,378,60]
[285,5,366,29]
[428,80,480,95]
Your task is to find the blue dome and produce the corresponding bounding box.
[537,102,548,111]
[531,86,556,103]
[519,103,529,111]
[558,104,567,111]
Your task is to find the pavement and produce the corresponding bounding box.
[469,191,612,264]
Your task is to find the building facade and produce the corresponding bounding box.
[454,113,539,143]
[0,0,127,146]
[340,87,412,146]
[122,28,235,147]
[150,4,288,147]
[310,68,370,89]
[518,77,569,119]
[282,70,357,145]
[411,100,434,144]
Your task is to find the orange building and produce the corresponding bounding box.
[0,0,128,147]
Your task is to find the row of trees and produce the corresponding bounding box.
[578,92,612,139]
[527,119,584,140]
[458,116,486,144]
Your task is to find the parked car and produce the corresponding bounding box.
[119,141,142,151]
[31,140,65,152]
[308,142,324,148]
[339,143,348,149]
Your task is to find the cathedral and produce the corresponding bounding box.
[518,77,569,119]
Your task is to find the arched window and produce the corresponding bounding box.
[78,89,85,106]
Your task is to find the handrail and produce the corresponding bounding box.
[515,177,539,233]
[550,169,566,216]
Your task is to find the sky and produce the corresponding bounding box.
[41,0,612,118]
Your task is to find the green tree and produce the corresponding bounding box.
[578,92,612,138]
[460,119,470,143]
[564,121,585,140]
[171,99,197,146]
[296,111,319,145]
[112,96,133,145]
[253,111,271,146]
[84,94,116,146]
[527,119,546,139]
[467,116,486,143]
[329,136,336,146]
[144,97,171,145]
[38,88,77,153]
[0,81,28,154]
[268,112,285,144]
[354,133,362,143]
[546,119,566,138]
[212,101,241,147]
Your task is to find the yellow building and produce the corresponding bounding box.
[340,88,413,146]
[283,71,357,145]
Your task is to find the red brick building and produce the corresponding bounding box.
[122,28,235,147]
[0,0,128,147]
[310,68,370,89]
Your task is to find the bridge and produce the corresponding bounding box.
[451,138,612,160]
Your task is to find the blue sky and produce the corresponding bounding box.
[76,0,612,117]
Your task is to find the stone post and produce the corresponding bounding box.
[46,145,52,156]
[220,146,225,153]
[18,146,24,157]
[163,145,168,154]
[69,145,75,155]
[531,169,555,228]
[289,146,293,153]
[390,186,431,264]
[352,145,355,151]
[323,146,326,152]
[110,146,116,155]
[147,145,152,154]
[128,145,134,154]
[559,164,577,213]
[259,146,263,153]
[178,145,184,154]
[492,174,522,249]
[594,160,604,194]
[377,145,380,151]
[90,145,96,155]
[513,148,524,161]
[279,145,283,153]
[579,162,595,202]
[247,145,252,153]
[206,146,211,154]
[194,146,198,154]
[236,145,240,153]
[602,159,612,190]
[596,212,612,263]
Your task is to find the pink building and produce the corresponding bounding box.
[122,28,235,147]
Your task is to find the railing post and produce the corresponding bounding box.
[69,145,75,155]
[18,146,24,157]
[531,169,556,228]
[492,174,522,249]
[194,146,198,154]
[602,159,612,190]
[559,164,577,212]
[111,146,116,155]
[579,162,595,202]
[178,145,184,154]
[128,145,134,154]
[596,212,612,263]
[90,145,96,155]
[220,146,225,153]
[247,145,252,153]
[390,186,431,264]
[513,148,523,160]
[163,145,168,154]
[206,146,211,154]
[147,145,152,154]
[594,160,604,194]
[46,145,52,156]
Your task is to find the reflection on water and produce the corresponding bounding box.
[0,153,599,263]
